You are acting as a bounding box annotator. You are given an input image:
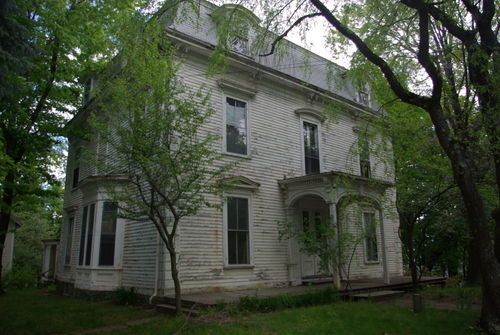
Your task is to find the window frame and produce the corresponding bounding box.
[77,200,121,268]
[223,193,253,268]
[98,201,118,266]
[222,94,250,158]
[64,216,75,265]
[300,117,322,175]
[362,211,379,264]
[359,136,371,178]
[230,35,249,55]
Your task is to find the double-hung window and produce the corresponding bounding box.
[359,137,371,178]
[226,196,250,265]
[225,97,248,155]
[99,202,118,266]
[79,204,95,266]
[78,202,118,267]
[363,212,378,262]
[303,121,320,174]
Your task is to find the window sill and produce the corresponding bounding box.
[364,260,380,265]
[223,151,252,160]
[76,266,122,271]
[224,265,254,270]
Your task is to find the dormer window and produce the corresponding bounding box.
[211,4,260,58]
[231,35,249,55]
[358,91,369,105]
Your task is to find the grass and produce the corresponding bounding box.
[110,302,480,335]
[421,286,481,310]
[0,288,154,335]
[0,288,481,335]
[422,286,481,300]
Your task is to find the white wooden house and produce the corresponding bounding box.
[56,1,403,297]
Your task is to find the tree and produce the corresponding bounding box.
[237,0,499,331]
[89,13,235,314]
[10,182,62,281]
[0,0,141,291]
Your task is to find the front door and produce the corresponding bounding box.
[298,200,329,278]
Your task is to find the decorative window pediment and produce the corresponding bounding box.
[294,108,326,122]
[222,175,260,191]
[218,78,257,98]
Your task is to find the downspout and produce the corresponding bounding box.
[149,232,161,304]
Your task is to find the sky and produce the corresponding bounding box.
[286,16,353,69]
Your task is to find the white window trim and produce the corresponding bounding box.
[64,216,75,266]
[300,116,323,175]
[222,94,251,158]
[77,200,123,269]
[223,192,254,268]
[362,211,380,264]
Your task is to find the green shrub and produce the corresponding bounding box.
[2,266,39,289]
[111,287,140,305]
[238,286,339,312]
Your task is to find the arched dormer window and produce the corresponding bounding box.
[211,4,260,56]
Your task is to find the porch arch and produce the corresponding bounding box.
[285,190,331,208]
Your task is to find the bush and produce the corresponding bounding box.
[238,286,339,312]
[2,266,39,289]
[111,287,140,305]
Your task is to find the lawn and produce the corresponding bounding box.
[0,288,480,335]
[109,302,480,335]
[0,288,154,335]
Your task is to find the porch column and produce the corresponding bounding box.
[379,209,390,284]
[328,202,341,289]
[285,207,301,286]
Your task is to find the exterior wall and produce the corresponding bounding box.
[56,1,403,295]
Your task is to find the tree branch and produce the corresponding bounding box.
[401,0,476,45]
[309,0,430,108]
[416,8,443,103]
[259,12,322,57]
[28,37,60,133]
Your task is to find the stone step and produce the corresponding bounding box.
[351,290,405,301]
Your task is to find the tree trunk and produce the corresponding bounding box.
[406,222,419,290]
[168,247,182,314]
[466,242,482,286]
[449,151,500,333]
[493,208,500,264]
[0,170,15,292]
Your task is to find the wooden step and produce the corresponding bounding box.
[351,290,405,301]
[302,276,334,285]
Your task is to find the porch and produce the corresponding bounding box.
[163,276,445,307]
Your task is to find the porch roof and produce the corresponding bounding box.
[278,171,394,189]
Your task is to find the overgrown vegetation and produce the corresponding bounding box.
[237,287,340,312]
[1,267,39,289]
[111,287,141,306]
